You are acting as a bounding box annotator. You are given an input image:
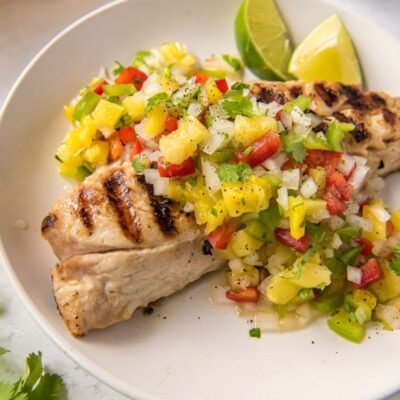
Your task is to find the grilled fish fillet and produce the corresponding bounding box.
[42,164,224,336]
[251,81,400,176]
[43,80,400,336]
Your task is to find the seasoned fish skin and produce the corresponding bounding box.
[251,80,400,176]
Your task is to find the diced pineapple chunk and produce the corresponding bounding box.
[221,176,271,217]
[92,99,124,129]
[83,141,109,165]
[288,263,331,289]
[122,92,145,122]
[64,104,75,123]
[159,116,210,164]
[204,80,223,105]
[392,208,400,232]
[232,115,278,148]
[56,143,83,166]
[362,203,387,241]
[288,195,306,240]
[158,76,179,96]
[304,199,327,215]
[230,229,263,257]
[144,104,168,136]
[226,264,260,289]
[267,276,299,305]
[159,42,197,75]
[370,261,400,302]
[204,199,227,234]
[308,167,326,190]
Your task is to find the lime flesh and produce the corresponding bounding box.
[235,0,293,81]
[289,14,362,85]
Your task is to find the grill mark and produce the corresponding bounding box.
[312,122,328,133]
[382,107,396,125]
[314,82,338,107]
[41,213,57,233]
[137,175,176,234]
[257,86,287,105]
[103,169,142,242]
[289,85,303,98]
[340,84,386,110]
[77,188,94,234]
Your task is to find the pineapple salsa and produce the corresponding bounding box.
[56,42,400,343]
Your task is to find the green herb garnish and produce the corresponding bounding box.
[221,88,255,118]
[132,156,145,174]
[112,61,125,76]
[388,243,400,275]
[249,327,261,338]
[145,92,170,114]
[217,162,251,183]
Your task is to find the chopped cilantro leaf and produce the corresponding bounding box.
[0,351,64,400]
[217,162,251,183]
[222,54,242,71]
[210,208,218,217]
[282,132,306,162]
[132,50,151,67]
[249,327,261,338]
[145,92,170,114]
[221,89,255,118]
[388,243,400,275]
[187,176,198,187]
[132,156,145,174]
[230,82,250,91]
[112,61,125,76]
[0,347,9,356]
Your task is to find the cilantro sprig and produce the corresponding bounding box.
[388,243,400,275]
[0,350,64,400]
[221,86,255,118]
[217,162,251,183]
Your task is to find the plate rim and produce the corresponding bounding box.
[0,0,399,399]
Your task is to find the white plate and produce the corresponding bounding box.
[1,0,400,399]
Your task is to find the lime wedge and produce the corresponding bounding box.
[235,0,293,81]
[289,14,362,85]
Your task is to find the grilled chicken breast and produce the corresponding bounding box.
[42,163,224,336]
[251,81,400,176]
[43,80,400,336]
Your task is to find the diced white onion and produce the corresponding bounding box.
[353,155,368,166]
[209,104,229,119]
[300,177,318,199]
[148,151,161,162]
[280,110,292,129]
[329,216,346,230]
[282,169,300,190]
[338,154,356,176]
[243,252,264,266]
[143,168,160,184]
[370,205,391,222]
[307,112,322,128]
[257,102,269,115]
[153,177,169,196]
[291,106,311,128]
[202,118,234,155]
[343,201,360,216]
[251,96,259,114]
[346,215,372,232]
[209,285,232,305]
[277,187,289,211]
[229,259,243,272]
[293,122,311,137]
[263,101,282,117]
[331,233,343,249]
[324,248,334,258]
[277,121,285,133]
[201,157,221,194]
[348,165,369,190]
[187,102,203,117]
[375,304,400,329]
[347,266,362,284]
[183,202,195,213]
[98,126,114,139]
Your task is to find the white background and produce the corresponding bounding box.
[0,0,399,399]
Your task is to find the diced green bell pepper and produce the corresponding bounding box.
[313,292,343,314]
[283,95,312,113]
[102,84,136,96]
[306,223,326,244]
[328,307,365,343]
[326,257,347,277]
[209,148,235,163]
[337,225,361,243]
[72,91,101,121]
[337,246,362,266]
[245,219,268,241]
[326,121,355,152]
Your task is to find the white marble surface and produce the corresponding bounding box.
[0,0,399,399]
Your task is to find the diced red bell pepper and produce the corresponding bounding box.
[275,110,282,121]
[225,287,260,303]
[164,115,178,133]
[355,258,382,288]
[93,79,107,95]
[193,72,208,84]
[305,150,342,174]
[357,238,373,257]
[158,157,195,178]
[274,228,311,253]
[115,67,148,90]
[129,139,144,160]
[108,134,124,161]
[235,130,281,167]
[387,220,395,237]
[207,223,236,250]
[323,187,348,216]
[326,171,352,201]
[215,79,228,93]
[118,126,136,144]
